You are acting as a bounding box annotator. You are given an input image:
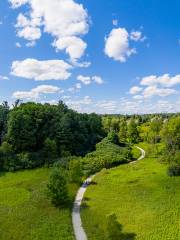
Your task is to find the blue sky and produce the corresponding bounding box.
[0,0,180,114]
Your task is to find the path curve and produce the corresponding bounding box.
[72,146,145,240]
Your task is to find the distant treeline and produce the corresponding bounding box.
[102,114,180,176]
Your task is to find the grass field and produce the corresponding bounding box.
[0,168,77,240]
[81,143,180,240]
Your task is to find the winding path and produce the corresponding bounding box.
[72,146,145,240]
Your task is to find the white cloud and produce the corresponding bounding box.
[64,96,93,112]
[15,42,22,48]
[133,95,143,100]
[10,0,89,60]
[75,83,82,89]
[26,41,36,47]
[112,19,118,26]
[12,84,61,100]
[140,74,180,87]
[92,76,104,84]
[130,31,145,42]
[53,36,87,61]
[143,85,177,98]
[77,75,91,85]
[11,58,72,81]
[77,75,104,85]
[104,28,136,62]
[10,0,29,8]
[129,86,142,94]
[0,75,9,80]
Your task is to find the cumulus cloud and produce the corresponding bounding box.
[143,85,177,98]
[0,75,9,80]
[53,36,87,60]
[104,28,136,62]
[11,58,72,81]
[140,74,180,87]
[12,84,61,100]
[129,86,142,94]
[10,0,89,60]
[77,75,104,85]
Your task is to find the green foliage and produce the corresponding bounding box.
[127,119,139,143]
[0,101,9,144]
[106,213,122,240]
[68,158,83,184]
[107,131,119,144]
[82,138,131,175]
[43,138,58,165]
[118,119,127,143]
[161,116,180,174]
[47,168,69,206]
[1,102,104,172]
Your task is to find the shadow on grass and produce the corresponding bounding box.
[120,232,136,240]
[0,171,6,177]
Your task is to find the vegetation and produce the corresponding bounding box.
[102,114,180,175]
[0,101,104,171]
[47,168,69,206]
[81,143,180,240]
[0,99,179,239]
[82,137,132,175]
[0,168,78,240]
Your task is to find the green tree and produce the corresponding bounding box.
[161,116,180,175]
[47,168,69,206]
[118,119,127,143]
[0,101,9,144]
[127,119,139,143]
[68,158,83,184]
[43,138,58,164]
[107,131,119,144]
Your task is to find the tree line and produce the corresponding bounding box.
[102,114,180,176]
[0,101,105,171]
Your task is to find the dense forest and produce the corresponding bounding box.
[0,101,179,176]
[0,101,105,171]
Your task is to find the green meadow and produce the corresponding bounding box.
[0,168,77,240]
[81,144,180,240]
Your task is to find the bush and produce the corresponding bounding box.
[168,164,180,176]
[82,138,131,175]
[47,168,69,206]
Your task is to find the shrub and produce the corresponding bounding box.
[47,168,69,206]
[82,138,131,175]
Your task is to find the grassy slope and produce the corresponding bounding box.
[0,168,77,240]
[81,143,180,240]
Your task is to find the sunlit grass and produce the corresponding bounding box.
[0,168,77,240]
[81,143,180,240]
